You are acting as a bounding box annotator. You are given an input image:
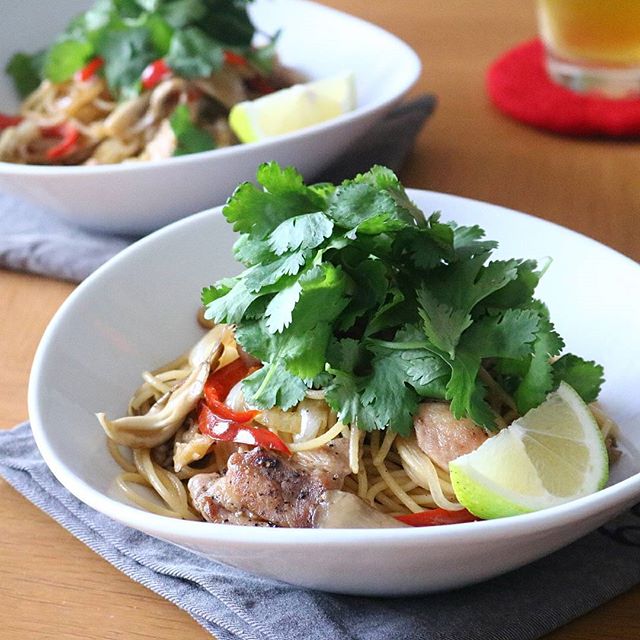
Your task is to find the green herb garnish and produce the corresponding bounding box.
[5,0,268,100]
[202,163,604,435]
[169,104,215,155]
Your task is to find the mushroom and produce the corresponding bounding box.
[96,342,222,448]
[146,78,186,123]
[102,94,150,138]
[312,491,410,529]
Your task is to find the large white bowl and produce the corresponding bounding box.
[28,190,640,596]
[0,0,420,234]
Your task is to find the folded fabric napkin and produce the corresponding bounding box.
[2,422,640,640]
[0,95,436,283]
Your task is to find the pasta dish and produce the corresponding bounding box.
[0,0,299,165]
[97,163,619,528]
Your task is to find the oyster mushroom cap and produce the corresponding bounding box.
[97,343,222,448]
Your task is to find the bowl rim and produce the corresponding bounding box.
[27,188,640,547]
[0,0,421,177]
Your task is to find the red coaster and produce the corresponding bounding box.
[487,39,640,136]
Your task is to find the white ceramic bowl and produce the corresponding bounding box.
[0,0,420,234]
[29,190,640,596]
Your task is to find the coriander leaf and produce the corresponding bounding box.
[242,362,307,410]
[268,212,333,256]
[169,104,215,156]
[166,27,223,77]
[418,256,520,356]
[5,52,44,97]
[136,0,161,11]
[452,225,498,260]
[393,226,452,271]
[360,347,420,435]
[417,287,472,357]
[365,288,414,337]
[483,260,540,310]
[223,164,324,238]
[353,165,426,225]
[337,258,388,331]
[325,369,368,427]
[513,304,564,413]
[143,13,174,56]
[237,264,348,382]
[264,281,302,333]
[98,27,155,98]
[204,279,261,324]
[160,0,207,27]
[44,39,93,83]
[233,233,274,267]
[328,183,412,234]
[199,0,255,47]
[243,251,308,292]
[552,354,604,403]
[281,264,348,376]
[447,309,539,428]
[327,337,364,373]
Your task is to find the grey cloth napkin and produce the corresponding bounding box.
[0,95,437,283]
[1,422,640,640]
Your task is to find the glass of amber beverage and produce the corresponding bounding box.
[537,0,640,97]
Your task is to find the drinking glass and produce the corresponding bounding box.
[537,0,640,98]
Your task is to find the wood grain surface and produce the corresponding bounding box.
[1,1,639,638]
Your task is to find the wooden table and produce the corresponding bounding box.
[1,1,639,638]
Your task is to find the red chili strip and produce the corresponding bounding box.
[198,403,290,455]
[224,51,248,66]
[395,508,480,527]
[75,57,104,82]
[204,358,255,404]
[141,58,171,90]
[42,122,80,160]
[0,112,23,130]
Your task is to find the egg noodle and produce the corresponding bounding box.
[97,322,618,524]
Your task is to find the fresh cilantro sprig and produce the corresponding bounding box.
[202,163,604,435]
[5,0,272,100]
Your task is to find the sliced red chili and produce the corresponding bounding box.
[0,112,23,130]
[42,122,80,160]
[75,57,104,82]
[205,398,259,424]
[204,358,255,404]
[395,508,480,527]
[198,403,290,455]
[224,51,248,66]
[141,58,171,90]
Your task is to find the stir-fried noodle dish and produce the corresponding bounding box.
[1,0,300,165]
[97,164,620,529]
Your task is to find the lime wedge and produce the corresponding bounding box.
[229,72,356,143]
[449,382,609,519]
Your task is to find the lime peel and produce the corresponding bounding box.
[229,72,356,143]
[449,382,609,519]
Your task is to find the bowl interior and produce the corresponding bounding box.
[30,190,640,520]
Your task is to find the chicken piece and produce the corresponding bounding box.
[413,402,488,470]
[188,439,350,527]
[188,472,272,526]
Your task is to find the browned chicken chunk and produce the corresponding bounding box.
[188,439,350,527]
[413,402,488,470]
